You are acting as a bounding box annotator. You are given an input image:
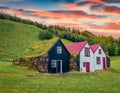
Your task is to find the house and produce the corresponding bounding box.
[66,41,94,72]
[48,39,70,73]
[90,44,107,70]
[13,38,70,73]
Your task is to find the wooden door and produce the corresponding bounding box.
[86,62,90,72]
[103,57,106,69]
[57,60,62,73]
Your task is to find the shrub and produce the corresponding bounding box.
[39,30,53,40]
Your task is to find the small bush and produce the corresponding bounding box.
[39,30,53,40]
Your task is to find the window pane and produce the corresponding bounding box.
[99,49,101,54]
[83,62,86,67]
[51,60,56,68]
[57,46,62,54]
[96,57,101,64]
[85,47,90,57]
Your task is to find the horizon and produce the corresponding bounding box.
[0,0,120,38]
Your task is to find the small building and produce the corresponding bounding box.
[48,39,70,73]
[66,41,94,72]
[106,55,110,68]
[90,44,107,70]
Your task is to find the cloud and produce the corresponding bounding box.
[52,0,75,3]
[60,3,96,14]
[90,3,104,10]
[74,0,120,16]
[61,1,120,18]
[0,6,9,9]
[0,0,22,3]
[76,0,120,6]
[103,0,120,3]
[101,6,120,15]
[86,22,120,30]
[76,0,106,6]
[0,7,24,14]
[0,6,120,38]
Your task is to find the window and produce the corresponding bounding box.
[99,49,101,54]
[83,62,86,67]
[51,60,56,68]
[85,47,90,57]
[57,46,62,54]
[96,57,101,64]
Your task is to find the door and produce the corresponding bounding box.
[56,60,62,73]
[103,57,106,69]
[86,62,90,72]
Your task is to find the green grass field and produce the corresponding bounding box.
[0,56,120,93]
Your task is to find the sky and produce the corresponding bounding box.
[0,0,120,38]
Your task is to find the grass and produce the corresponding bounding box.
[0,56,120,93]
[111,56,120,71]
[0,19,41,61]
[0,19,71,61]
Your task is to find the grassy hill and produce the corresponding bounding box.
[0,13,120,58]
[0,14,119,61]
[0,19,71,61]
[0,56,120,93]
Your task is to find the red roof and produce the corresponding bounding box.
[65,41,88,53]
[90,44,100,53]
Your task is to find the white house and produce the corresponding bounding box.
[90,44,107,70]
[66,41,94,72]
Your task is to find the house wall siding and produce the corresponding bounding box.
[93,46,106,70]
[48,40,70,73]
[79,43,94,72]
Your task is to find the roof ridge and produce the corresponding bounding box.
[66,40,88,53]
[66,40,88,45]
[90,44,100,46]
[90,44,100,53]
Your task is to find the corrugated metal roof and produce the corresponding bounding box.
[65,41,88,53]
[90,44,100,53]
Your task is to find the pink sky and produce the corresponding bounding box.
[0,0,120,38]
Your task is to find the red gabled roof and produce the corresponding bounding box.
[65,41,88,53]
[90,44,100,53]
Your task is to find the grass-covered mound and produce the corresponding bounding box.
[0,19,71,61]
[0,19,40,61]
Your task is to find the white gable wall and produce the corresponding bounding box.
[79,43,94,72]
[93,46,106,70]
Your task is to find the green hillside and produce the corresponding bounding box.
[0,19,71,61]
[0,13,120,58]
[0,13,120,61]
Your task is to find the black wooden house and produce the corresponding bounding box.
[48,39,70,73]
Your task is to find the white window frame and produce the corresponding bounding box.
[57,46,62,54]
[51,60,56,68]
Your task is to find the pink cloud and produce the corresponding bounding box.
[1,8,23,14]
[87,0,106,4]
[102,6,120,16]
[0,7,120,38]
